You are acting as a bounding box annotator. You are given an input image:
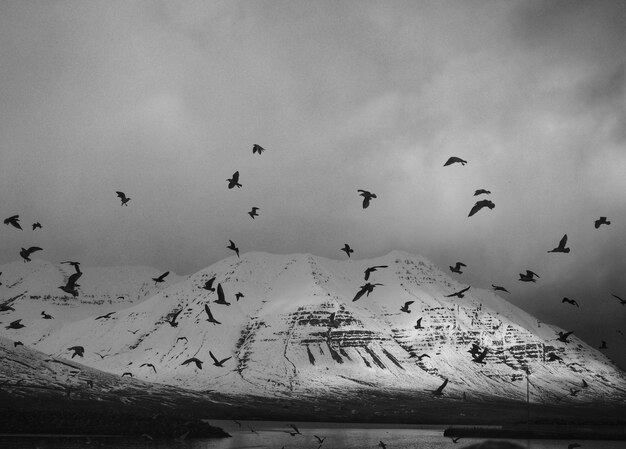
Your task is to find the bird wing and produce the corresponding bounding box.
[468,202,483,217]
[171,309,182,321]
[459,286,471,294]
[353,286,367,302]
[116,191,126,200]
[559,234,568,248]
[204,304,214,319]
[527,270,539,278]
[219,356,232,365]
[416,318,422,325]
[474,348,489,362]
[436,378,448,393]
[232,171,239,181]
[289,424,299,433]
[217,284,225,302]
[67,272,82,288]
[26,247,43,256]
[404,301,415,307]
[209,351,219,364]
[458,262,467,267]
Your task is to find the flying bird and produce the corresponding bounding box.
[519,270,540,282]
[432,378,449,396]
[468,343,482,357]
[41,311,53,320]
[252,144,267,155]
[128,329,140,334]
[181,358,203,369]
[227,240,240,257]
[314,435,326,446]
[599,340,608,349]
[14,341,23,348]
[444,157,467,166]
[209,351,232,367]
[248,207,259,219]
[4,215,22,230]
[341,244,354,258]
[116,191,130,206]
[95,312,115,320]
[562,297,580,308]
[0,304,15,312]
[227,171,242,189]
[473,189,491,196]
[202,276,216,292]
[32,222,42,230]
[121,372,133,378]
[378,441,387,449]
[287,424,301,435]
[548,234,570,253]
[357,190,377,209]
[353,283,383,302]
[140,363,157,373]
[235,292,244,301]
[451,437,462,443]
[400,301,414,313]
[449,262,466,274]
[472,348,489,364]
[594,216,610,228]
[468,199,495,217]
[61,261,81,272]
[176,337,188,343]
[364,265,388,280]
[204,304,221,325]
[445,286,470,298]
[414,317,423,329]
[68,346,84,358]
[610,294,625,305]
[557,331,574,343]
[215,283,231,306]
[59,271,82,297]
[165,309,182,327]
[414,353,430,361]
[492,284,510,293]
[95,352,108,359]
[20,247,42,262]
[152,271,169,284]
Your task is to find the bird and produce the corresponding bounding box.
[128,329,140,334]
[445,286,470,298]
[432,378,449,396]
[248,207,259,219]
[61,261,82,272]
[252,144,267,155]
[340,243,354,258]
[202,276,216,292]
[227,171,242,189]
[378,441,387,449]
[181,358,203,369]
[610,294,625,305]
[116,191,130,206]
[473,189,491,196]
[353,283,383,302]
[6,319,25,329]
[492,284,510,293]
[548,234,570,253]
[562,297,579,308]
[364,265,388,280]
[235,292,244,302]
[140,363,157,373]
[287,424,301,435]
[14,341,23,348]
[176,337,188,343]
[557,331,574,343]
[227,240,240,257]
[215,283,231,306]
[468,199,495,217]
[357,190,377,209]
[581,379,589,388]
[413,353,430,361]
[519,270,540,282]
[472,348,489,364]
[569,388,580,397]
[41,311,53,319]
[152,271,169,284]
[468,343,482,357]
[414,317,423,329]
[59,271,82,297]
[121,372,133,378]
[95,352,108,359]
[451,437,462,443]
[209,351,232,367]
[4,215,22,230]
[314,435,326,445]
[0,304,15,312]
[444,157,467,166]
[599,340,608,349]
[20,247,43,262]
[165,309,182,327]
[449,262,466,274]
[95,312,115,320]
[68,346,84,358]
[233,420,242,428]
[400,301,414,313]
[204,304,221,325]
[546,353,562,362]
[595,216,610,228]
[31,222,42,230]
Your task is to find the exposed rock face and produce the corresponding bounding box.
[1,251,625,404]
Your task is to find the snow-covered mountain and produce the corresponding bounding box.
[1,251,625,405]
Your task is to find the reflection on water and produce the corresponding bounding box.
[1,420,624,449]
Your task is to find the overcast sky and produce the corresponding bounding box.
[1,0,625,367]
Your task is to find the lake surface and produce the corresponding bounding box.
[1,420,624,449]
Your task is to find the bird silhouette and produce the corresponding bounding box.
[449,262,466,274]
[59,271,82,297]
[353,283,383,302]
[14,341,23,348]
[599,340,608,349]
[400,301,414,313]
[341,244,354,258]
[546,353,562,362]
[451,437,462,443]
[611,294,625,305]
[215,283,231,306]
[432,378,449,396]
[41,311,53,319]
[4,215,22,230]
[492,284,510,293]
[181,357,203,369]
[445,286,470,298]
[227,240,240,257]
[414,317,423,329]
[378,441,387,449]
[472,348,489,364]
[444,157,467,166]
[121,372,133,378]
[357,190,377,209]
[248,207,259,219]
[227,171,242,189]
[287,424,301,435]
[6,319,24,329]
[68,346,84,358]
[235,292,244,301]
[473,189,491,196]
[0,304,15,312]
[95,311,115,320]
[209,351,231,367]
[152,271,169,284]
[140,363,157,373]
[176,337,188,343]
[468,199,495,217]
[128,329,140,334]
[581,379,589,388]
[364,265,388,280]
[31,222,42,230]
[20,247,42,262]
[557,331,574,343]
[519,270,540,282]
[468,343,482,357]
[61,261,82,272]
[562,297,579,308]
[202,276,216,292]
[165,309,182,327]
[95,352,108,359]
[233,420,242,428]
[204,304,221,325]
[252,144,267,155]
[413,353,430,361]
[116,191,130,206]
[314,434,326,446]
[594,216,610,228]
[548,234,570,253]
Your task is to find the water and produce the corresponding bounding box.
[1,420,624,449]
